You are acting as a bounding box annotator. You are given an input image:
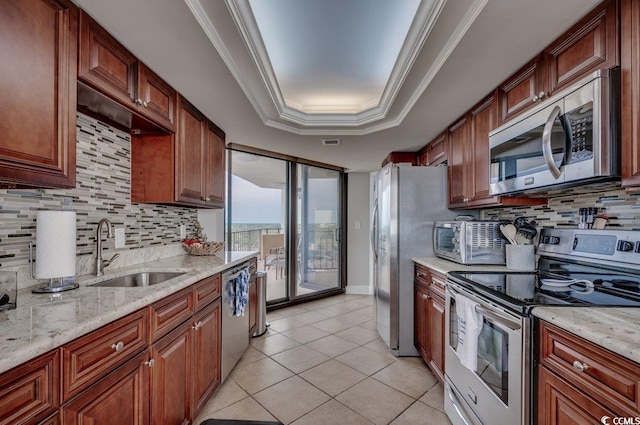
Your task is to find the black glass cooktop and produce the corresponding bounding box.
[448,268,640,315]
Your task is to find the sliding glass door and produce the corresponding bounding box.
[294,164,342,297]
[228,149,344,307]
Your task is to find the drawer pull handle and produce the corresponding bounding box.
[192,321,203,330]
[144,359,155,368]
[572,360,589,372]
[111,341,124,352]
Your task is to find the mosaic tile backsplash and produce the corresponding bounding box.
[482,183,640,230]
[0,113,197,270]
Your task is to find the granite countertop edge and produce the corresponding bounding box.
[412,256,511,275]
[532,307,640,364]
[0,250,258,374]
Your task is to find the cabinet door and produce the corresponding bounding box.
[428,131,448,166]
[416,146,429,166]
[38,411,60,425]
[0,351,59,425]
[203,121,226,207]
[448,117,470,205]
[470,93,498,200]
[192,299,221,418]
[427,292,445,384]
[498,54,547,123]
[622,0,640,187]
[151,322,192,425]
[537,366,613,425]
[78,10,137,108]
[546,0,618,94]
[0,0,77,188]
[413,285,429,362]
[176,97,206,206]
[62,350,150,425]
[137,63,177,132]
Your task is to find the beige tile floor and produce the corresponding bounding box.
[195,294,452,425]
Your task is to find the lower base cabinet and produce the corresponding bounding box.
[426,290,445,383]
[62,350,150,425]
[193,299,222,418]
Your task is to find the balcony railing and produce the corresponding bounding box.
[229,227,338,271]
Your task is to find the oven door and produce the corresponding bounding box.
[444,281,529,425]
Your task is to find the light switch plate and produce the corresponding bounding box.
[180,224,186,240]
[114,228,125,249]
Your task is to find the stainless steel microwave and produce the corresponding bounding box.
[489,68,620,195]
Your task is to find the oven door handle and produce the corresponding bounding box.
[446,284,522,331]
[446,384,478,425]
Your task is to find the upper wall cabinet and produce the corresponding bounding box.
[78,10,176,132]
[417,131,448,166]
[131,95,225,208]
[622,0,640,187]
[499,0,618,124]
[0,0,78,188]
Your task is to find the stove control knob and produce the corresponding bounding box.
[635,242,640,253]
[541,236,550,244]
[549,236,560,245]
[617,240,634,252]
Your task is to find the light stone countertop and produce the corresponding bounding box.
[0,250,258,374]
[412,256,511,275]
[532,307,640,364]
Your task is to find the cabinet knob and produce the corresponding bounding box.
[143,359,155,368]
[572,360,589,372]
[142,101,148,107]
[538,91,547,100]
[192,321,203,330]
[111,341,124,352]
[205,197,211,202]
[134,98,142,106]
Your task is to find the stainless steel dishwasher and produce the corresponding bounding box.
[221,261,253,382]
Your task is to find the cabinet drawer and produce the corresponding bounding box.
[428,271,447,299]
[149,287,193,342]
[539,321,640,415]
[0,350,59,425]
[62,309,148,401]
[193,274,221,312]
[414,264,429,289]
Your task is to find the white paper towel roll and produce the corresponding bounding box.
[36,210,76,279]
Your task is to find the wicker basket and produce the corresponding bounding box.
[181,241,224,256]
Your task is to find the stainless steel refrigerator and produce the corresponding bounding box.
[371,163,474,356]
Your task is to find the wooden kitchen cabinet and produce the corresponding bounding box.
[546,0,618,94]
[498,54,547,123]
[622,0,640,187]
[192,298,222,418]
[537,320,640,424]
[417,131,448,166]
[150,321,192,425]
[381,152,417,168]
[448,116,470,206]
[38,412,60,425]
[149,287,194,342]
[0,351,59,425]
[78,10,177,132]
[62,309,148,401]
[131,96,225,208]
[61,350,150,425]
[413,264,445,384]
[193,274,221,312]
[0,0,77,189]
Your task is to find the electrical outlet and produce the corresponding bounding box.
[180,224,186,240]
[114,228,125,249]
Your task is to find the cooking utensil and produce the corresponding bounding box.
[513,217,527,228]
[517,224,537,241]
[500,224,518,245]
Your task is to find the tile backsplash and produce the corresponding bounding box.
[0,113,197,271]
[482,183,640,229]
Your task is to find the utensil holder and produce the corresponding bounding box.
[505,245,535,271]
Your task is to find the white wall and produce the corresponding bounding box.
[197,209,225,243]
[346,172,373,295]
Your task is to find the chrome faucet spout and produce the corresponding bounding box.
[96,218,114,276]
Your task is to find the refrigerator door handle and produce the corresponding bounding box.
[370,201,378,262]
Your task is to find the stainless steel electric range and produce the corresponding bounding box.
[443,228,640,425]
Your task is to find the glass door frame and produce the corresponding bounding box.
[226,145,346,309]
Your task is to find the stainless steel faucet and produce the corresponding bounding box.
[95,218,120,276]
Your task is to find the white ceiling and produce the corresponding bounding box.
[72,0,601,172]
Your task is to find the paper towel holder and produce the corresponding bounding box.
[29,242,79,293]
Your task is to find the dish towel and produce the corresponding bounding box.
[455,292,483,371]
[223,268,250,316]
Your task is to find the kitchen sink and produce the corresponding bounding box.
[90,272,186,288]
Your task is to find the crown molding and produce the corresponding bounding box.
[186,0,488,135]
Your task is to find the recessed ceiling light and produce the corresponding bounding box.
[322,138,341,146]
